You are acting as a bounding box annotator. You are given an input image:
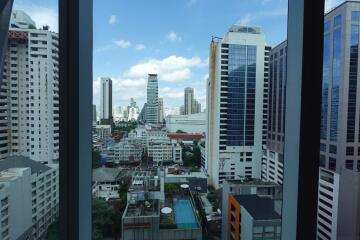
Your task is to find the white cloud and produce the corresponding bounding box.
[237,8,287,25]
[93,77,147,107]
[167,31,182,41]
[13,5,58,32]
[239,13,254,25]
[160,87,184,99]
[109,15,118,24]
[203,73,209,81]
[135,44,146,51]
[113,39,131,48]
[94,55,208,108]
[124,55,207,82]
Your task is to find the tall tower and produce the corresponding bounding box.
[316,2,360,239]
[206,25,265,188]
[262,41,287,185]
[184,87,194,115]
[99,77,112,124]
[158,97,164,123]
[0,10,59,163]
[146,74,159,124]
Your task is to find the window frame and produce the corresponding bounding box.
[282,0,324,239]
[59,0,93,239]
[56,0,324,239]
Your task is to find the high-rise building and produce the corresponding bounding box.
[316,2,360,239]
[262,46,271,146]
[180,105,185,115]
[0,11,59,164]
[206,25,266,188]
[0,156,59,239]
[0,0,14,80]
[158,97,164,123]
[146,74,159,124]
[184,87,194,115]
[261,41,287,185]
[138,103,147,123]
[126,98,139,121]
[99,77,112,124]
[92,104,97,124]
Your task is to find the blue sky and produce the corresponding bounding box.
[13,0,343,113]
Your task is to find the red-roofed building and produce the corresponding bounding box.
[167,133,205,141]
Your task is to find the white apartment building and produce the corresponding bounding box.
[165,112,206,134]
[0,11,59,164]
[92,167,121,200]
[0,156,58,240]
[147,137,182,164]
[109,138,143,164]
[95,125,112,138]
[206,25,266,188]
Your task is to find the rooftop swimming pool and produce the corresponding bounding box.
[174,199,198,229]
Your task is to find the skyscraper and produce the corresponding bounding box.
[316,2,360,239]
[158,97,164,123]
[206,25,266,188]
[0,0,13,81]
[262,41,287,185]
[99,77,112,124]
[0,11,59,164]
[184,87,194,115]
[92,104,97,124]
[146,74,159,124]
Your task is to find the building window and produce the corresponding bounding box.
[334,15,342,26]
[329,157,336,171]
[345,160,354,170]
[329,145,337,154]
[346,146,354,156]
[352,11,360,21]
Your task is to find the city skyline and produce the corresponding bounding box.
[11,0,343,110]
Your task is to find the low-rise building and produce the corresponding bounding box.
[147,138,182,165]
[110,138,143,164]
[128,170,164,202]
[0,156,58,239]
[164,166,207,193]
[122,190,202,240]
[92,167,122,200]
[165,112,206,134]
[226,194,281,240]
[221,179,282,240]
[95,125,112,138]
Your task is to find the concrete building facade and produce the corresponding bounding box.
[146,74,159,124]
[0,156,58,240]
[99,77,112,124]
[206,25,266,188]
[0,11,59,164]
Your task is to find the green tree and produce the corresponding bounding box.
[176,129,187,133]
[92,198,118,239]
[164,183,178,198]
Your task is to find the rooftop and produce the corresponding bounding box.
[234,195,281,220]
[92,167,121,182]
[0,156,51,175]
[226,178,278,186]
[167,133,205,140]
[124,199,159,217]
[229,25,261,34]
